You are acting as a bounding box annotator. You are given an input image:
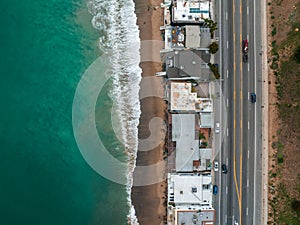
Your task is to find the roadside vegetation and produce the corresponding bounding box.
[208,42,219,54]
[207,63,220,80]
[205,19,220,80]
[268,1,300,224]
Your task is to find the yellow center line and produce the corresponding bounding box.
[239,0,244,224]
[233,0,241,210]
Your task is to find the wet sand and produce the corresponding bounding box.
[132,0,167,225]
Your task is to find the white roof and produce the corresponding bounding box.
[172,0,210,23]
[169,174,212,205]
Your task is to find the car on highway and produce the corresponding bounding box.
[222,164,228,174]
[242,39,249,63]
[213,185,218,195]
[251,93,256,103]
[214,161,219,171]
[215,122,220,133]
[243,53,248,63]
[242,39,248,53]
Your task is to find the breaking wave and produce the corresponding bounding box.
[87,0,141,224]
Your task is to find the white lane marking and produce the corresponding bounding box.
[226,12,228,20]
[227,128,229,136]
[247,179,249,187]
[226,157,229,165]
[248,121,250,130]
[227,98,229,107]
[227,41,229,48]
[226,186,228,195]
[248,92,250,100]
[217,3,223,224]
[226,69,229,78]
[253,0,258,222]
[248,150,250,159]
[246,207,249,215]
[247,34,249,40]
[248,64,250,72]
[247,6,249,15]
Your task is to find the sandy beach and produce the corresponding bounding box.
[132,0,167,225]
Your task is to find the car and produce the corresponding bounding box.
[214,161,219,171]
[213,185,218,195]
[222,164,228,174]
[242,39,249,53]
[215,122,220,133]
[250,93,256,103]
[243,53,248,63]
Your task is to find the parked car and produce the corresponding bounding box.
[214,161,219,171]
[251,93,256,103]
[222,164,228,174]
[213,185,218,195]
[215,122,220,133]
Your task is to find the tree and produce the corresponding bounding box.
[208,63,220,79]
[203,18,218,38]
[208,42,219,54]
[199,132,206,140]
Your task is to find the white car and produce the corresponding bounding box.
[215,123,220,133]
[214,161,219,171]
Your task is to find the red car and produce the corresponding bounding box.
[242,39,249,53]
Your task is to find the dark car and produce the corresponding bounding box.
[213,185,218,195]
[222,164,228,174]
[251,93,256,103]
[243,53,248,63]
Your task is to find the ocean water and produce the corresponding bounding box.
[0,0,141,224]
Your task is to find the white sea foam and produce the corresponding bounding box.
[87,0,141,224]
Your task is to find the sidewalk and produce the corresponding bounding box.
[260,0,269,224]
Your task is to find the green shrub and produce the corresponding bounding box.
[271,62,279,69]
[208,42,219,54]
[278,152,284,164]
[294,45,300,63]
[272,27,277,36]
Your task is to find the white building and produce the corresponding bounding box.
[167,173,215,225]
[169,82,212,112]
[172,0,210,24]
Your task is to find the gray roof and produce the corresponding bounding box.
[185,26,211,49]
[177,210,215,225]
[165,50,212,81]
[172,114,199,172]
[200,113,213,128]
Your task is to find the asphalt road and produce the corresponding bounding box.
[213,0,264,224]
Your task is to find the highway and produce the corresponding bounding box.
[213,0,264,224]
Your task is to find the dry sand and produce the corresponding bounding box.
[131,0,167,225]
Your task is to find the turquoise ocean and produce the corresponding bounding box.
[0,0,141,224]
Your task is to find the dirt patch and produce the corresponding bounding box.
[267,0,300,224]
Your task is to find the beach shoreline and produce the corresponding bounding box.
[132,0,167,224]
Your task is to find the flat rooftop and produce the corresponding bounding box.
[170,82,198,111]
[170,82,213,112]
[172,0,210,24]
[172,113,199,172]
[168,174,212,205]
[177,209,215,225]
[200,112,213,127]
